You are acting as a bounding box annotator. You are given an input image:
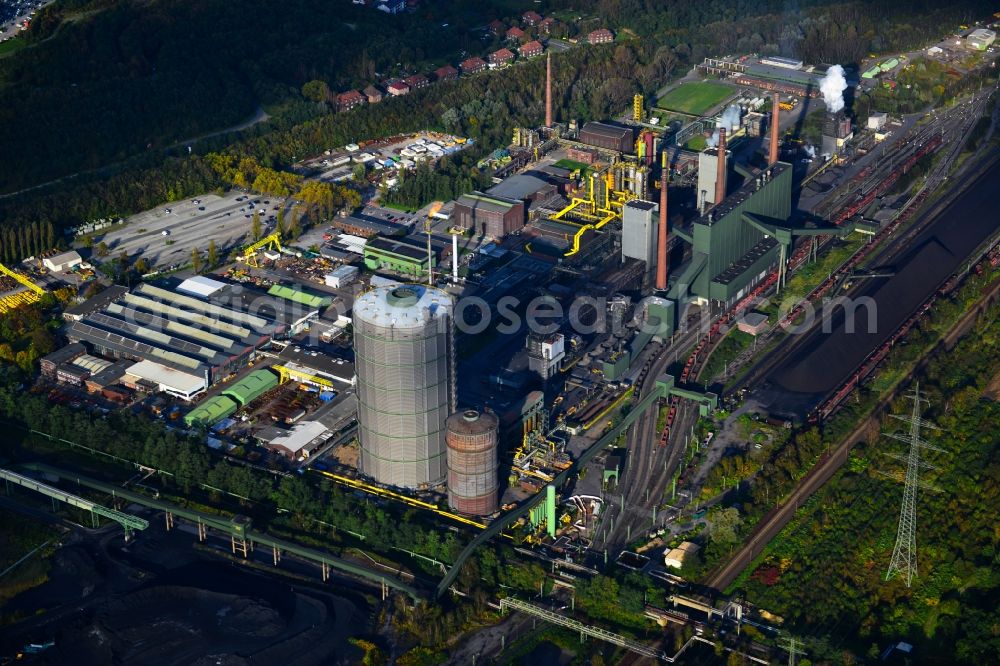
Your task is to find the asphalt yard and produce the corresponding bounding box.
[101,192,289,270]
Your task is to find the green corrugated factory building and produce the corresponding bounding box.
[267,284,333,309]
[363,237,433,278]
[222,368,280,406]
[671,161,794,304]
[184,395,238,427]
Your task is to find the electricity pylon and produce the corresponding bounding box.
[882,383,944,587]
[781,635,804,666]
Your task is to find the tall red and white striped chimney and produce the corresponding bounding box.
[656,150,669,291]
[769,93,780,165]
[545,53,553,128]
[715,127,727,205]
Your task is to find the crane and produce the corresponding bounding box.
[239,231,283,268]
[0,262,47,314]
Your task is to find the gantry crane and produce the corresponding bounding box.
[0,262,47,313]
[239,231,283,268]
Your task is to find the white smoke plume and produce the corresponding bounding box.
[705,104,742,147]
[718,104,742,132]
[804,144,816,158]
[820,64,848,113]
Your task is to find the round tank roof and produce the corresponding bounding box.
[354,284,453,329]
[446,409,499,436]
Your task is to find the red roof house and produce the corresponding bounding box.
[519,40,544,58]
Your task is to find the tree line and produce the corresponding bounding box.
[0,221,56,265]
[1,0,993,264]
[735,290,1000,663]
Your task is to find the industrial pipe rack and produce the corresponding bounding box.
[19,463,421,600]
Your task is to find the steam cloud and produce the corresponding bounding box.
[820,64,848,113]
[706,104,742,147]
[804,144,816,158]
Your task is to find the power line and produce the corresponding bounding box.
[881,382,944,588]
[781,635,805,666]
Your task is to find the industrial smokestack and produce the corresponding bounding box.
[769,93,780,165]
[545,53,553,128]
[656,151,668,291]
[452,233,459,282]
[715,127,727,206]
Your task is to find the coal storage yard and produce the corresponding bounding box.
[758,158,1000,420]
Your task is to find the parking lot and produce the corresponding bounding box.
[300,131,471,184]
[99,192,290,270]
[0,0,50,40]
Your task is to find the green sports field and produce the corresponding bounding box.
[656,81,734,116]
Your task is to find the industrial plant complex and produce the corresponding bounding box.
[4,6,1000,662]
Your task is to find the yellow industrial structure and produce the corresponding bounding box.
[273,364,336,389]
[633,93,644,123]
[314,469,487,529]
[0,262,47,314]
[550,160,649,256]
[240,231,283,267]
[424,201,444,285]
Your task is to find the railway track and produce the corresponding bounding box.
[591,85,996,560]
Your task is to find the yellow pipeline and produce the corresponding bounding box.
[583,387,635,430]
[315,470,487,529]
[0,263,46,296]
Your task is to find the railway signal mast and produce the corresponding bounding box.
[882,383,945,588]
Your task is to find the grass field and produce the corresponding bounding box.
[657,81,734,116]
[685,135,708,151]
[553,159,591,172]
[0,37,27,58]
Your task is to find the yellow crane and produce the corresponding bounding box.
[272,364,336,389]
[239,231,283,268]
[0,262,47,314]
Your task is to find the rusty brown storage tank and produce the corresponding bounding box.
[445,410,499,515]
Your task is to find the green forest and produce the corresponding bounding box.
[730,298,1000,663]
[0,0,534,194]
[0,0,994,259]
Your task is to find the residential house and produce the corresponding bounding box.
[490,48,516,67]
[336,90,366,111]
[363,84,383,104]
[487,19,505,36]
[387,81,410,96]
[538,17,556,33]
[519,40,543,58]
[403,73,429,90]
[434,64,459,82]
[522,10,543,26]
[506,26,525,42]
[588,28,614,45]
[377,0,404,14]
[460,56,488,74]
